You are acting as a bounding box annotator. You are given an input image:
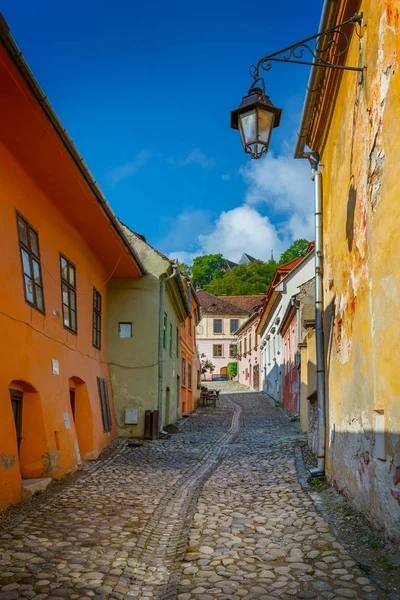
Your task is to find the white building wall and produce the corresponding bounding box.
[260,252,315,401]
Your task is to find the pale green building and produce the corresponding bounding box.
[106,225,190,437]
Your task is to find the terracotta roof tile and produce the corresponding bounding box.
[196,290,265,315]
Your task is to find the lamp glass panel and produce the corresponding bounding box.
[258,109,274,144]
[238,109,257,146]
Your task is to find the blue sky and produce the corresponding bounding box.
[2,0,322,262]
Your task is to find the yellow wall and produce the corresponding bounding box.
[312,0,400,539]
[107,275,183,437]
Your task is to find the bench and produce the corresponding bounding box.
[200,388,219,408]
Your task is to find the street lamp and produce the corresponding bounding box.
[230,85,282,159]
[231,13,363,158]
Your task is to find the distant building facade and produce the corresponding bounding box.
[180,281,202,415]
[196,291,264,380]
[257,246,315,409]
[236,309,262,389]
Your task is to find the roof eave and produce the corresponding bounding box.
[0,13,145,276]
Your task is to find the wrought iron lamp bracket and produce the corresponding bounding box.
[249,13,364,86]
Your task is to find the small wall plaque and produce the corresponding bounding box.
[52,359,60,375]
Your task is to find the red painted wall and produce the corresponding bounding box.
[283,314,299,416]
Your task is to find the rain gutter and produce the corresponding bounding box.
[0,14,145,275]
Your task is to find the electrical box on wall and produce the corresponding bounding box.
[125,408,138,425]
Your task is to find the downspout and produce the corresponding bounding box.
[310,151,326,473]
[158,263,179,433]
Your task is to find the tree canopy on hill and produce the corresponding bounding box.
[177,239,310,295]
[278,239,309,265]
[191,254,225,288]
[205,259,277,295]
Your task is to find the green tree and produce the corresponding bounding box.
[205,259,276,296]
[278,239,309,265]
[192,254,225,288]
[177,262,192,279]
[227,362,238,379]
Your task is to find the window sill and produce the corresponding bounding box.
[63,325,78,335]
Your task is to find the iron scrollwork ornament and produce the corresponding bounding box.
[249,13,363,86]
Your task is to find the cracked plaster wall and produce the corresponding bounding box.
[320,0,400,541]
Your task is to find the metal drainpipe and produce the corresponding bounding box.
[158,264,179,433]
[309,151,326,473]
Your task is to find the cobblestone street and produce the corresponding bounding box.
[0,393,387,600]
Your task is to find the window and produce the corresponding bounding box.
[176,327,179,355]
[97,377,112,431]
[244,338,248,353]
[230,319,239,333]
[239,341,242,355]
[92,288,101,349]
[169,323,173,357]
[60,254,77,333]
[163,313,167,350]
[188,315,192,337]
[119,322,132,338]
[213,344,223,357]
[188,363,192,390]
[229,344,237,358]
[16,212,45,313]
[213,318,222,333]
[182,358,186,385]
[249,333,252,351]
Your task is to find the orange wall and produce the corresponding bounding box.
[180,293,201,413]
[0,141,117,508]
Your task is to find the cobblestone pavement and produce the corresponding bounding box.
[0,393,387,600]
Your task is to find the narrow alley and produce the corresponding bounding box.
[0,393,388,600]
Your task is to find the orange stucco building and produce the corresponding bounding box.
[180,282,201,415]
[0,17,142,508]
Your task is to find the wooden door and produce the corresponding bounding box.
[9,389,23,456]
[253,365,260,390]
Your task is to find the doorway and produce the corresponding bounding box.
[253,365,260,390]
[165,387,171,426]
[70,389,76,419]
[9,389,23,457]
[177,376,180,417]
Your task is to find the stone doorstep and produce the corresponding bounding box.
[21,477,52,500]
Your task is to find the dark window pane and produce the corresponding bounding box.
[70,310,76,332]
[18,218,28,246]
[35,285,44,311]
[24,276,34,303]
[32,259,41,284]
[62,284,69,306]
[63,304,70,327]
[68,265,75,286]
[70,291,76,310]
[21,249,31,276]
[29,229,39,256]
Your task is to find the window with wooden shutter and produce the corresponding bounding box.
[16,212,45,313]
[60,254,77,333]
[97,377,112,431]
[92,288,101,349]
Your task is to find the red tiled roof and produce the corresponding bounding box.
[225,294,266,313]
[196,290,264,315]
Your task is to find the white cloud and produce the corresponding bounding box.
[107,150,150,186]
[198,205,283,262]
[240,152,314,240]
[174,148,215,169]
[157,150,314,264]
[221,174,231,181]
